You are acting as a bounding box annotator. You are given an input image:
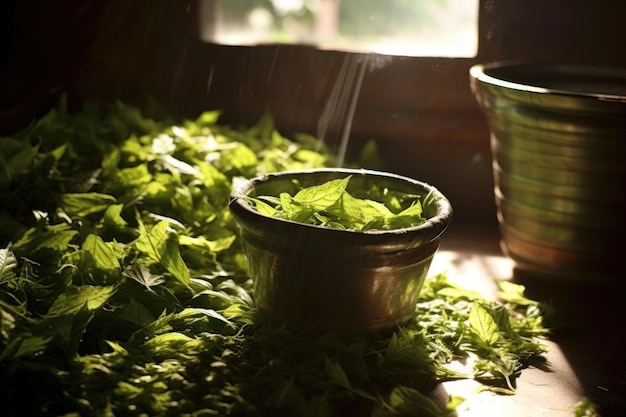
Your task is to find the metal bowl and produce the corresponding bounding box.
[470,62,626,279]
[228,168,452,331]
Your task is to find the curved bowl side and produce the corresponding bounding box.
[228,168,453,330]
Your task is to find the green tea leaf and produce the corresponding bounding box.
[469,302,500,346]
[573,397,601,417]
[324,356,351,389]
[381,385,447,417]
[0,333,53,361]
[49,303,98,356]
[398,201,423,217]
[497,281,538,306]
[325,192,369,229]
[361,198,394,217]
[59,192,117,218]
[277,193,314,223]
[193,109,222,126]
[12,223,78,259]
[0,138,40,186]
[0,245,18,283]
[81,234,122,271]
[252,176,427,231]
[178,233,236,253]
[250,197,276,217]
[114,164,153,189]
[101,203,129,230]
[134,219,190,285]
[293,176,351,210]
[222,143,258,174]
[123,263,165,290]
[142,332,195,354]
[47,285,117,316]
[356,139,384,171]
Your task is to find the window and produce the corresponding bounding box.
[194,0,483,221]
[198,0,479,57]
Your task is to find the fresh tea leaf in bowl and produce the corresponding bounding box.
[248,175,427,231]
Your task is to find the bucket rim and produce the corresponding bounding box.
[470,61,626,104]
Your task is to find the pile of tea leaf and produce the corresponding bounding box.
[0,97,549,417]
[248,175,428,231]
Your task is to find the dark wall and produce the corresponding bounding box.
[3,1,625,122]
[478,0,626,65]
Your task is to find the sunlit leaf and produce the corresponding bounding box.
[59,192,117,218]
[0,333,52,361]
[123,263,165,290]
[469,302,500,346]
[114,164,153,188]
[398,201,423,217]
[382,385,446,417]
[81,234,122,271]
[134,219,190,285]
[0,303,17,342]
[193,109,222,127]
[0,245,18,283]
[497,281,538,306]
[142,332,194,354]
[47,285,117,316]
[249,175,427,231]
[12,223,78,257]
[293,176,350,210]
[178,234,236,253]
[101,204,128,229]
[249,198,276,217]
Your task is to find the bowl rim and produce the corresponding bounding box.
[469,61,626,101]
[228,167,453,238]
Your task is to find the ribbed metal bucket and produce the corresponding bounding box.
[470,62,626,279]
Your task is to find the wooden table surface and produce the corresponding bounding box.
[432,222,625,417]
